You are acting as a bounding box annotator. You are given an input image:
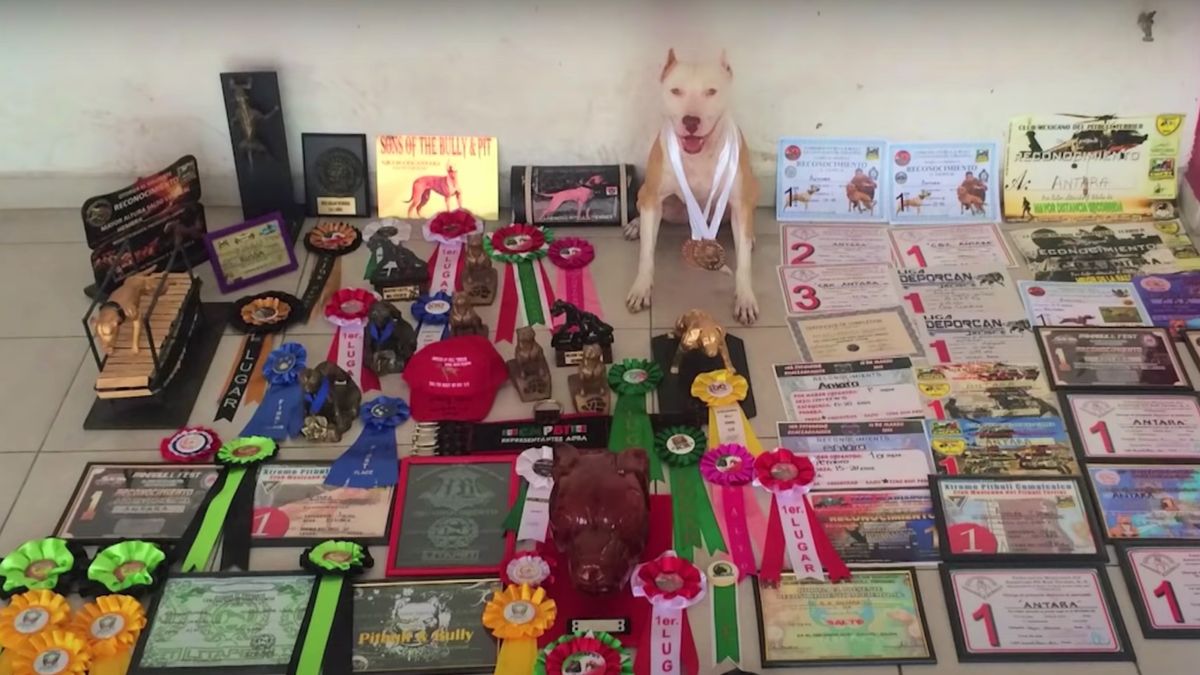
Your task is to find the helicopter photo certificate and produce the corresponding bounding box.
[777,137,888,223]
[887,141,1000,225]
[1019,281,1151,327]
[889,224,1016,268]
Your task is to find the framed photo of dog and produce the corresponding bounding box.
[375,134,499,220]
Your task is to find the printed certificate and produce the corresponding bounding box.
[887,141,999,224]
[1119,544,1200,638]
[774,358,925,423]
[918,311,1040,364]
[1019,281,1150,327]
[754,569,936,666]
[252,463,395,544]
[942,566,1133,661]
[1037,326,1190,389]
[777,420,933,490]
[776,138,887,223]
[924,418,1078,477]
[932,476,1102,560]
[1009,220,1200,282]
[896,266,1022,315]
[788,308,924,362]
[889,223,1015,268]
[1087,464,1200,540]
[1133,271,1200,336]
[778,263,900,315]
[1065,393,1200,460]
[915,362,1059,419]
[780,224,893,266]
[809,489,938,565]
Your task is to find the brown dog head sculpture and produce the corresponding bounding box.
[549,444,650,595]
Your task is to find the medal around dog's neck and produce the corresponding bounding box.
[663,118,740,241]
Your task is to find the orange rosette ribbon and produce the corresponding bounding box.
[10,630,89,675]
[690,370,763,456]
[70,595,146,675]
[481,584,557,675]
[0,589,71,673]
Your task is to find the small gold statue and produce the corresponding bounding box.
[507,326,552,402]
[449,293,487,338]
[669,309,734,374]
[462,233,498,305]
[568,343,610,414]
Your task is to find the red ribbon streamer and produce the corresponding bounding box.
[326,329,381,392]
[426,243,467,292]
[759,492,850,585]
[495,264,519,343]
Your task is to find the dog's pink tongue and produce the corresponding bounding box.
[681,136,704,154]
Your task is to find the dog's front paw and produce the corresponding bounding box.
[622,217,641,240]
[734,287,759,325]
[626,275,653,312]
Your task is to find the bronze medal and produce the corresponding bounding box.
[681,239,726,272]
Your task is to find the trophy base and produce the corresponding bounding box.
[554,342,614,368]
[569,374,611,414]
[464,269,498,305]
[507,359,552,403]
[650,332,756,419]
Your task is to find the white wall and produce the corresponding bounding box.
[1,0,1197,209]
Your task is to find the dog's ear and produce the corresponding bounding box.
[719,49,733,77]
[660,48,678,82]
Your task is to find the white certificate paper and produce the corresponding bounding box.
[778,263,901,315]
[889,224,1015,268]
[1066,393,1200,459]
[780,224,894,266]
[1019,281,1151,327]
[774,358,925,423]
[918,311,1041,364]
[776,138,888,223]
[887,141,1000,225]
[896,266,1022,315]
[777,420,933,490]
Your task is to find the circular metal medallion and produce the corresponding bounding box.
[315,147,364,195]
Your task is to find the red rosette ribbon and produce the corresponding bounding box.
[425,209,483,243]
[547,237,602,325]
[424,210,484,293]
[630,551,704,675]
[323,288,380,392]
[160,427,221,463]
[485,224,557,343]
[547,238,595,270]
[754,449,850,586]
[540,632,631,675]
[488,223,548,257]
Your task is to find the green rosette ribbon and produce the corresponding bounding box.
[655,426,727,562]
[87,540,166,594]
[608,359,664,480]
[180,436,277,572]
[0,538,78,596]
[535,630,633,675]
[296,540,372,675]
[486,224,555,335]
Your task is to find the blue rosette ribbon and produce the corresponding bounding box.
[324,396,410,488]
[240,343,307,440]
[411,291,452,350]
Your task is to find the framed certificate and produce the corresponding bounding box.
[809,489,939,564]
[1020,281,1151,327]
[1062,392,1200,461]
[777,420,933,490]
[351,578,501,673]
[1036,326,1191,390]
[915,362,1060,419]
[924,417,1078,477]
[941,564,1134,662]
[251,462,395,545]
[1186,330,1200,369]
[1086,464,1200,540]
[129,573,318,674]
[302,132,370,217]
[386,456,517,577]
[752,569,935,666]
[1117,543,1200,638]
[54,463,220,544]
[931,476,1103,561]
[787,307,924,362]
[203,212,299,293]
[773,358,924,424]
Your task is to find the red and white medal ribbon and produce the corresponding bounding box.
[547,238,602,327]
[324,288,380,392]
[754,448,850,585]
[424,210,484,294]
[485,224,556,343]
[514,446,554,542]
[630,551,705,675]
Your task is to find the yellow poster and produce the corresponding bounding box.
[1003,114,1183,222]
[376,135,499,220]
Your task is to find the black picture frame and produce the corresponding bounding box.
[128,571,321,675]
[751,568,937,667]
[930,475,1106,563]
[53,462,221,545]
[1116,542,1200,639]
[302,133,371,217]
[1034,326,1192,391]
[940,563,1135,662]
[1184,330,1200,370]
[250,460,396,548]
[1059,390,1200,463]
[1084,463,1200,542]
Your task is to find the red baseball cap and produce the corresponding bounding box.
[403,335,508,421]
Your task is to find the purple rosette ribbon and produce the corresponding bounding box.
[699,444,759,580]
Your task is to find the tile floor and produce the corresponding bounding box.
[0,206,1196,675]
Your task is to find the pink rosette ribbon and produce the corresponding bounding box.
[630,551,705,675]
[423,209,484,293]
[324,288,381,392]
[547,237,602,324]
[699,444,764,581]
[753,448,850,586]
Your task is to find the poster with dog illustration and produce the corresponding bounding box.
[777,138,888,223]
[887,142,999,225]
[376,134,499,220]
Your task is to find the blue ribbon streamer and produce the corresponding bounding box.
[305,378,331,417]
[325,397,411,488]
[370,320,397,346]
[241,343,307,440]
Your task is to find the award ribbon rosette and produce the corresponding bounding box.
[240,342,307,441]
[325,287,381,391]
[295,541,372,675]
[754,448,850,586]
[159,426,220,463]
[706,560,742,665]
[69,595,146,675]
[425,209,484,293]
[502,446,555,542]
[547,237,602,323]
[10,630,89,675]
[630,551,705,675]
[85,541,166,597]
[486,223,557,343]
[0,538,85,599]
[0,589,71,672]
[215,291,304,423]
[535,631,633,675]
[691,370,763,456]
[179,437,277,572]
[502,550,555,588]
[481,584,558,675]
[301,221,362,321]
[411,291,453,350]
[654,427,726,561]
[608,359,665,480]
[699,444,764,581]
[325,397,410,488]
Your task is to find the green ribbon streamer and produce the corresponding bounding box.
[296,576,343,675]
[712,582,740,663]
[517,260,545,325]
[364,255,377,280]
[667,465,726,559]
[609,394,661,481]
[181,466,248,572]
[502,482,529,533]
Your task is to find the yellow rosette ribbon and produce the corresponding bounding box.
[691,369,763,456]
[70,595,145,675]
[481,584,557,675]
[11,630,89,675]
[0,590,71,674]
